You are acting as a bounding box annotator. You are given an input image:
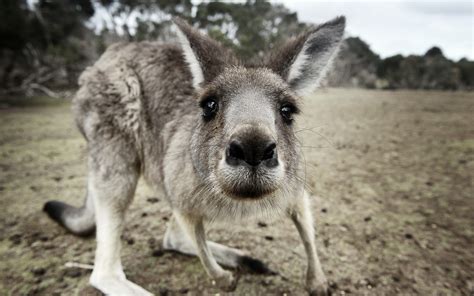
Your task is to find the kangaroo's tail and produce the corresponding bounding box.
[43,192,95,237]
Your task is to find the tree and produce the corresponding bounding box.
[0,0,97,91]
[194,0,306,60]
[97,0,193,40]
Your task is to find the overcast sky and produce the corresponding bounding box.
[276,0,473,60]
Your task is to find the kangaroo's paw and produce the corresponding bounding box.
[306,277,329,296]
[213,270,238,292]
[90,274,153,296]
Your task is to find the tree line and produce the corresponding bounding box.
[0,0,472,97]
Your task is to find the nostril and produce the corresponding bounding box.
[228,141,245,161]
[262,142,277,161]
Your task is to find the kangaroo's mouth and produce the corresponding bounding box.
[221,183,277,200]
[216,167,281,200]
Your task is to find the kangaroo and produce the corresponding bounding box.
[43,16,345,295]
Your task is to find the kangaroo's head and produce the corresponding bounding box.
[175,17,345,201]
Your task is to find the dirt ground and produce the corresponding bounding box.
[0,89,473,295]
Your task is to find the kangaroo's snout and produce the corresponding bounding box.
[226,137,278,168]
[224,124,279,168]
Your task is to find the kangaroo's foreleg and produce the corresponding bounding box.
[172,211,237,291]
[290,191,328,296]
[163,216,270,274]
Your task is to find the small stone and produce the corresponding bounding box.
[257,222,267,228]
[364,216,372,222]
[43,243,55,250]
[32,267,46,277]
[321,208,327,213]
[152,249,164,257]
[425,181,433,186]
[365,278,376,288]
[425,242,435,250]
[148,238,156,246]
[127,238,135,245]
[323,239,330,248]
[141,212,148,217]
[64,268,82,278]
[6,220,17,227]
[261,278,271,286]
[53,176,62,182]
[340,225,349,232]
[264,236,274,241]
[404,233,413,239]
[159,287,169,296]
[9,233,22,245]
[31,241,41,248]
[147,197,160,203]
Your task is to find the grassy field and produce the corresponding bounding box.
[0,89,473,295]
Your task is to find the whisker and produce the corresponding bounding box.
[295,126,335,149]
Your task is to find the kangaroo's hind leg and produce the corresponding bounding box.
[86,139,152,296]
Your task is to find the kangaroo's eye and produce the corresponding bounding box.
[200,97,218,120]
[280,104,295,123]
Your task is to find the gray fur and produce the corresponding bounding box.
[44,16,345,295]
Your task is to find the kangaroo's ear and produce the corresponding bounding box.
[267,16,345,96]
[173,17,237,89]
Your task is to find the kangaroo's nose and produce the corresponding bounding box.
[226,139,278,168]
